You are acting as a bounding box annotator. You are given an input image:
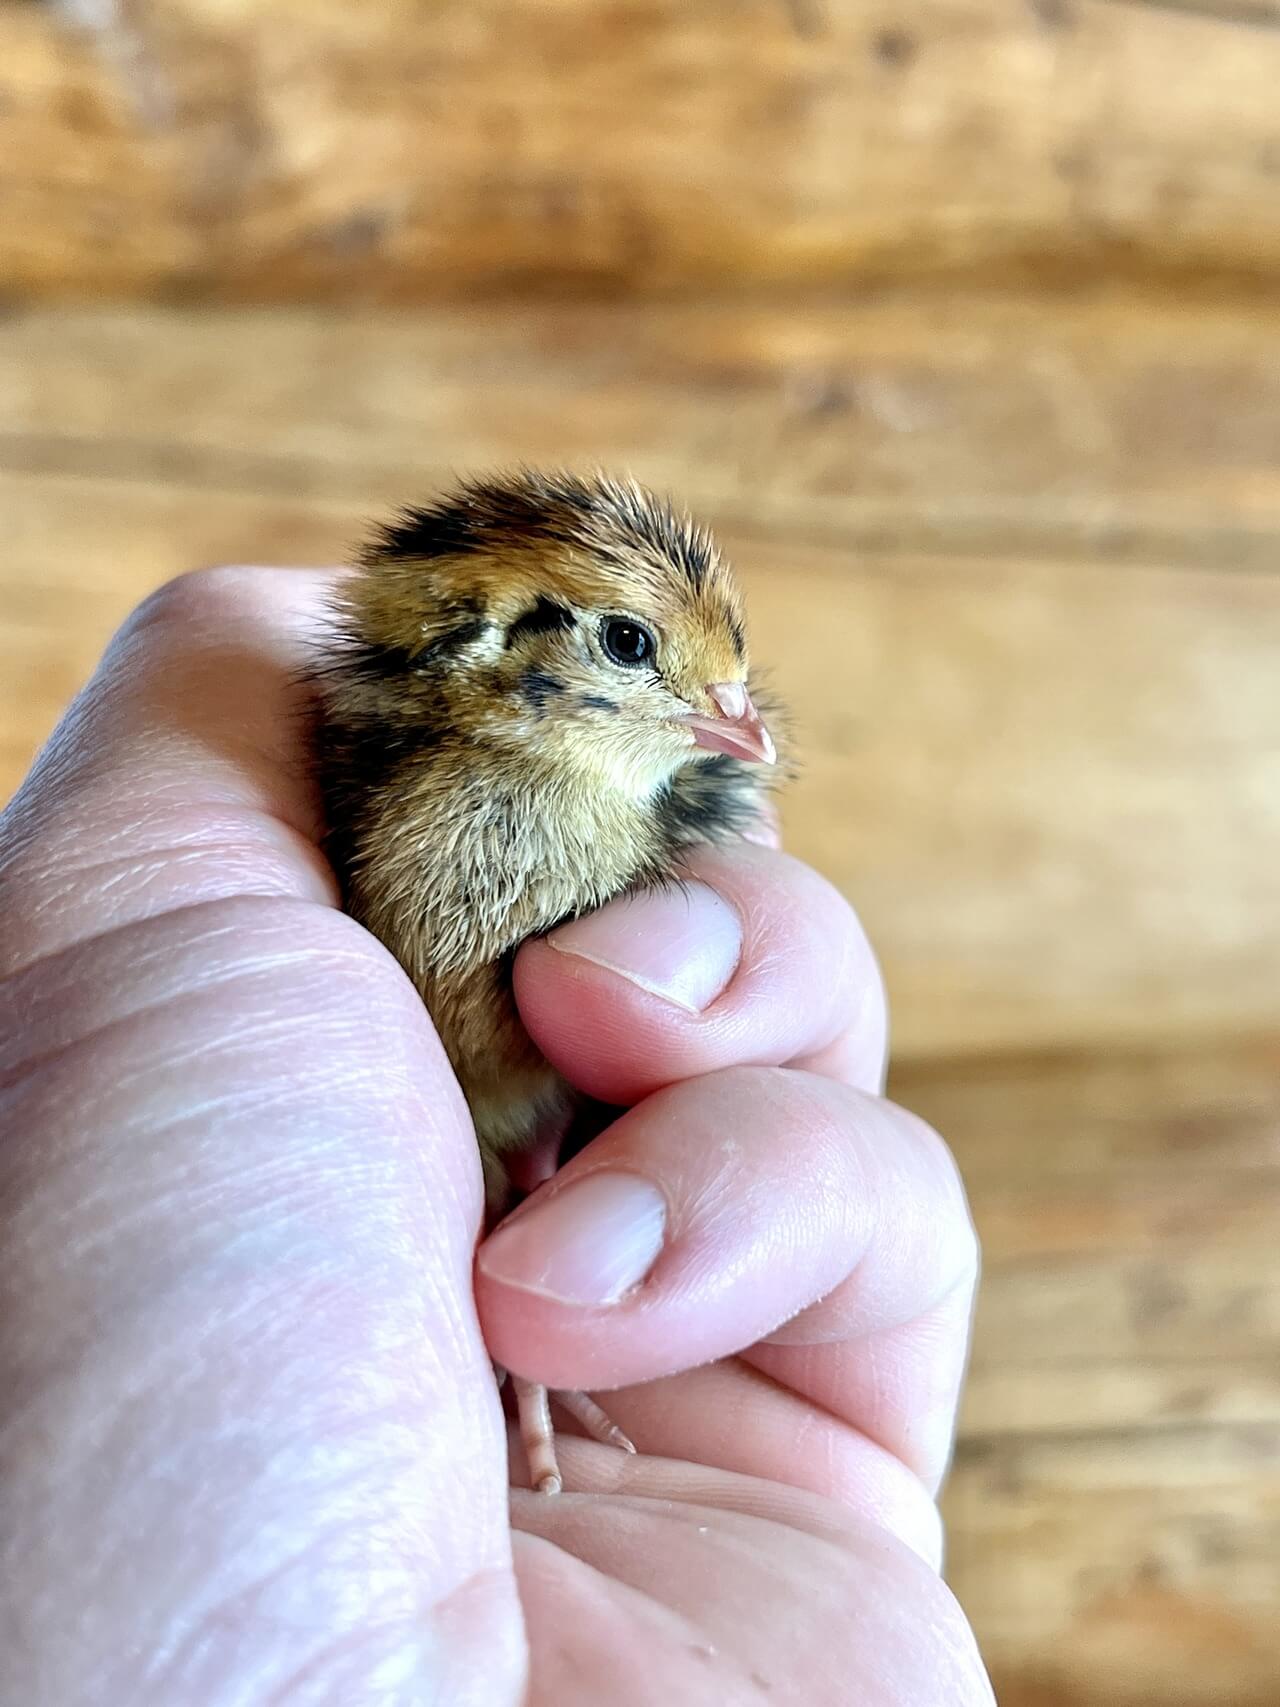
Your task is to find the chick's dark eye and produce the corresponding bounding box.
[601,618,656,667]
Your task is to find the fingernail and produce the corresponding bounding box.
[547,881,741,1013]
[479,1172,667,1305]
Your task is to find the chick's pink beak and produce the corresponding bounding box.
[685,681,777,765]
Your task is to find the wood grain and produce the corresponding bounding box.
[6,0,1280,301]
[7,289,1280,567]
[901,1035,1280,1707]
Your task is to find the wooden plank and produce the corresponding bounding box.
[969,1243,1280,1368]
[961,1359,1280,1437]
[895,1033,1280,1176]
[906,1036,1280,1428]
[948,1443,1280,1707]
[927,1033,1280,1707]
[5,293,1280,569]
[936,1040,1280,1415]
[762,551,1280,1061]
[5,2,1280,300]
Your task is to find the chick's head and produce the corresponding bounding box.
[343,471,775,798]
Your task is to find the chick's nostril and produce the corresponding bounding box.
[707,681,748,720]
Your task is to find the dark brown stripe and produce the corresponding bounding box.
[506,597,576,646]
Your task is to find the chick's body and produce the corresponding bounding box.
[314,471,780,1211]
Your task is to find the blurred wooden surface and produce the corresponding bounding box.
[902,1034,1280,1707]
[7,0,1280,302]
[2,289,1278,1704]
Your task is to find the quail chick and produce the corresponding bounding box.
[312,469,782,1492]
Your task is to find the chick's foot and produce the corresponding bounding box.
[508,1374,636,1495]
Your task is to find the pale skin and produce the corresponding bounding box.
[0,567,994,1705]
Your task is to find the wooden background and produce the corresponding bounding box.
[3,4,1278,1702]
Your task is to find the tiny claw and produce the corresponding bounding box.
[553,1388,636,1455]
[507,1378,635,1493]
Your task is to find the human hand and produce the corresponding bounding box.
[0,567,991,1704]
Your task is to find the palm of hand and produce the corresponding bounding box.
[506,1413,957,1704]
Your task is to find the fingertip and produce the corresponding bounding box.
[544,879,743,1016]
[514,841,888,1103]
[478,1171,669,1308]
[477,1068,869,1392]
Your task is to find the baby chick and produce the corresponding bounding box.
[312,469,781,1492]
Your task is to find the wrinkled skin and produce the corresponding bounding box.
[0,567,993,1706]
